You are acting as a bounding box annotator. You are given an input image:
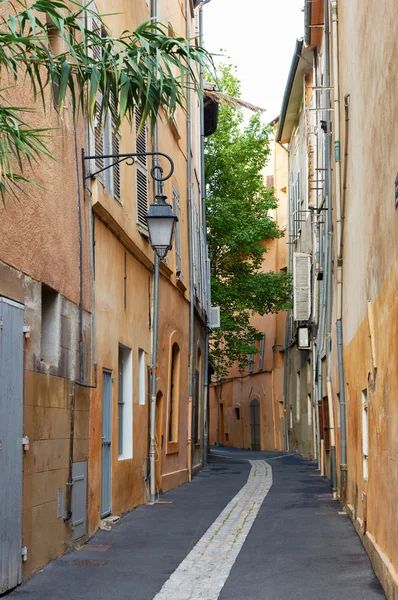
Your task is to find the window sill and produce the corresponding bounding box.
[166,441,179,455]
[118,455,133,462]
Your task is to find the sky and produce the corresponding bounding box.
[203,0,304,121]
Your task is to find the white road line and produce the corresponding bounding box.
[152,460,272,600]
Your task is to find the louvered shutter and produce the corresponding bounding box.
[94,94,104,174]
[135,109,148,228]
[293,252,311,321]
[110,93,121,203]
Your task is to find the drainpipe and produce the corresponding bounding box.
[65,124,99,522]
[199,2,209,467]
[149,0,160,501]
[324,0,337,491]
[331,0,347,503]
[186,0,194,481]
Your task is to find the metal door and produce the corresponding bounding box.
[250,399,261,451]
[101,369,112,518]
[0,297,24,594]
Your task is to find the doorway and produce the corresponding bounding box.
[250,399,261,451]
[101,369,113,518]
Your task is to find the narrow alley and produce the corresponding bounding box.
[9,449,384,600]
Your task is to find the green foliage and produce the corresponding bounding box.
[0,0,212,203]
[205,64,291,378]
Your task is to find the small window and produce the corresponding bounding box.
[258,333,265,371]
[296,372,301,421]
[168,343,180,442]
[118,344,133,459]
[41,285,61,366]
[138,349,146,405]
[234,407,241,421]
[248,337,254,373]
[362,389,369,481]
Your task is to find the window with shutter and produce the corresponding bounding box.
[296,171,301,235]
[172,186,182,278]
[248,338,254,373]
[135,109,148,229]
[258,333,265,371]
[293,252,311,321]
[87,5,121,203]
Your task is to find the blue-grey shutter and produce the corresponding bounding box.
[0,298,24,594]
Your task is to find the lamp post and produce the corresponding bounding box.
[145,193,177,502]
[82,148,176,503]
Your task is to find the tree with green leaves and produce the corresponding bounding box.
[0,0,210,202]
[205,64,291,378]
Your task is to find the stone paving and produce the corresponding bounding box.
[9,449,385,600]
[153,460,272,600]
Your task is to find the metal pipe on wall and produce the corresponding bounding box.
[199,2,209,467]
[324,0,337,491]
[331,0,347,502]
[186,0,194,481]
[149,0,160,502]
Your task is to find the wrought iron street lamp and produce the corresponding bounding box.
[145,194,178,259]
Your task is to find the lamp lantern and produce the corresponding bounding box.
[145,194,178,259]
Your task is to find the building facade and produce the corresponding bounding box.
[279,1,398,597]
[0,0,211,591]
[208,129,288,453]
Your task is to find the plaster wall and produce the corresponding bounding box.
[332,1,398,594]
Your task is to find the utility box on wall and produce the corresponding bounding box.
[72,461,87,541]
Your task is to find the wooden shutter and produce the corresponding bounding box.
[94,94,104,173]
[110,93,121,203]
[293,252,311,321]
[135,109,148,228]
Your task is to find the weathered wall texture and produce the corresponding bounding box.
[334,1,398,594]
[0,260,91,578]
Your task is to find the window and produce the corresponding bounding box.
[135,108,149,229]
[234,407,241,421]
[266,175,274,188]
[118,344,133,459]
[296,170,302,235]
[87,5,121,203]
[258,333,265,371]
[138,349,146,405]
[41,285,61,366]
[168,343,180,442]
[296,371,301,421]
[248,338,255,373]
[172,185,182,278]
[362,389,369,481]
